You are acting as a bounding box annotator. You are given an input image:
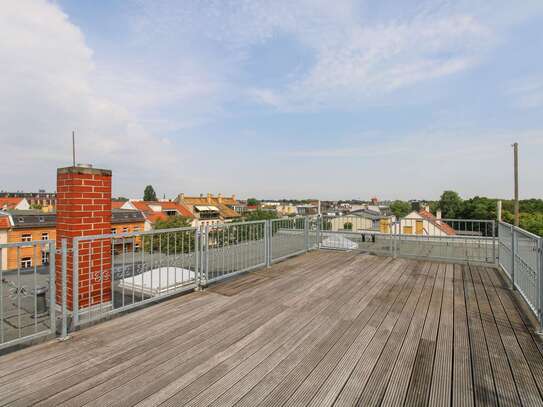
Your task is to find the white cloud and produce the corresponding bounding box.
[0,0,190,196]
[250,13,492,109]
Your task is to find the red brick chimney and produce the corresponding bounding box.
[55,165,112,311]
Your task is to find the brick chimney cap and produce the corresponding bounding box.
[57,166,112,176]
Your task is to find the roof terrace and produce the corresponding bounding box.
[1,250,543,406]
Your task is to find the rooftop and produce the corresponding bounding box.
[1,251,542,406]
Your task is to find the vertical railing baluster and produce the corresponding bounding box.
[512,225,516,290]
[0,247,3,343]
[61,238,68,339]
[33,243,38,333]
[17,246,21,339]
[49,241,56,337]
[73,239,79,328]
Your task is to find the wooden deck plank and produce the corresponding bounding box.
[403,263,446,407]
[451,264,474,407]
[232,259,406,407]
[379,262,438,407]
[53,252,365,407]
[463,263,498,407]
[0,252,542,407]
[428,263,455,407]
[254,260,415,407]
[12,252,350,406]
[146,256,389,407]
[290,261,427,407]
[482,267,543,399]
[349,261,432,407]
[468,264,521,406]
[475,266,542,407]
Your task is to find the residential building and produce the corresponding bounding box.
[0,191,56,209]
[0,207,146,270]
[396,208,456,236]
[327,209,392,233]
[121,200,195,230]
[110,209,146,254]
[296,204,318,216]
[175,193,241,225]
[276,204,298,216]
[0,197,30,211]
[1,210,56,270]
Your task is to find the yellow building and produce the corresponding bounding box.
[1,211,56,270]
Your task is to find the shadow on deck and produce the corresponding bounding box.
[0,250,542,406]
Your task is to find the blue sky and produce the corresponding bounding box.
[2,1,543,200]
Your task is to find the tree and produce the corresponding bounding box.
[143,185,157,201]
[390,200,411,218]
[29,203,43,210]
[246,198,259,206]
[144,216,193,253]
[438,191,463,218]
[243,209,277,221]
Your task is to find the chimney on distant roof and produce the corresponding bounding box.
[207,193,212,203]
[231,194,236,202]
[436,209,442,219]
[179,193,185,201]
[217,193,222,204]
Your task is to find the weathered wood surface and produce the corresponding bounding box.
[0,251,542,406]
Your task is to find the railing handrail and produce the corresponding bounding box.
[74,226,197,242]
[498,220,542,240]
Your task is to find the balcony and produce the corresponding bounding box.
[1,218,543,406]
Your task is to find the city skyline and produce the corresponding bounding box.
[1,1,543,200]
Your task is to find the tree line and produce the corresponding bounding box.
[390,191,543,236]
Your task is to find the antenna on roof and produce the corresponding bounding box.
[72,130,76,167]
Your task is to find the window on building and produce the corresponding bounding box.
[21,233,32,242]
[41,232,49,240]
[111,228,116,234]
[123,227,129,233]
[133,226,140,232]
[134,243,140,252]
[42,251,49,265]
[21,257,32,268]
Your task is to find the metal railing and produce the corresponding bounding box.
[72,227,199,327]
[318,216,497,265]
[2,215,542,353]
[0,240,56,352]
[204,221,267,284]
[498,221,542,326]
[270,217,309,263]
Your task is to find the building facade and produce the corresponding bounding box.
[175,193,241,225]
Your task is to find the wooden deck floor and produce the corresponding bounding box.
[1,251,543,406]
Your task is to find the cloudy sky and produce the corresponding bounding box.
[1,1,542,200]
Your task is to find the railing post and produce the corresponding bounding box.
[492,220,497,265]
[204,224,209,283]
[49,241,56,337]
[266,220,272,268]
[316,215,321,250]
[72,238,79,328]
[304,216,309,252]
[538,237,543,332]
[195,227,200,288]
[60,238,69,340]
[511,225,516,291]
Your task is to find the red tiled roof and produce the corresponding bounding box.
[0,216,11,229]
[111,201,125,209]
[146,213,169,223]
[418,209,456,235]
[129,201,194,219]
[0,197,23,210]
